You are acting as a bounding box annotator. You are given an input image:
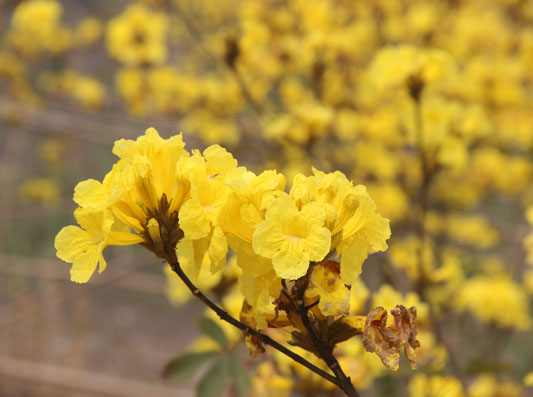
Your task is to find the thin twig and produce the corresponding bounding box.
[163,250,342,389]
[412,91,467,390]
[413,93,430,284]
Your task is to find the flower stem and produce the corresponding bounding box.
[164,250,345,390]
[291,278,361,397]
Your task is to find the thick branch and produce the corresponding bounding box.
[163,250,341,389]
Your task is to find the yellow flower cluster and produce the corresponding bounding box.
[366,45,456,94]
[409,374,464,397]
[469,374,522,397]
[6,0,72,56]
[220,167,390,328]
[55,129,390,331]
[55,128,238,282]
[455,274,531,330]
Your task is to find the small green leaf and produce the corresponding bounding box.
[198,316,228,348]
[197,360,228,397]
[229,355,251,397]
[162,351,217,383]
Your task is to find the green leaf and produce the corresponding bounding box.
[197,360,228,397]
[162,351,217,383]
[198,316,228,348]
[229,355,251,397]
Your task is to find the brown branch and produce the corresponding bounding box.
[163,250,342,389]
[290,278,361,397]
[413,90,430,284]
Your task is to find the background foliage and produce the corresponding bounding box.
[1,0,533,396]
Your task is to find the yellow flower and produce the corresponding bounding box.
[179,146,240,241]
[218,169,286,328]
[74,128,189,226]
[446,214,499,249]
[290,169,391,284]
[389,236,434,280]
[182,110,239,145]
[55,208,143,283]
[367,45,455,94]
[409,374,464,397]
[69,74,105,109]
[115,67,145,115]
[253,194,331,280]
[12,0,62,33]
[19,177,60,206]
[366,183,408,221]
[57,128,191,282]
[349,278,370,314]
[178,145,244,273]
[106,3,168,66]
[455,274,531,330]
[469,374,522,397]
[8,0,71,55]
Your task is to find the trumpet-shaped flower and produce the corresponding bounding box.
[253,194,331,280]
[290,169,391,284]
[55,208,143,283]
[218,170,287,327]
[56,128,193,282]
[178,145,245,273]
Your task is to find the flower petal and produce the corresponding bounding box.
[179,198,210,239]
[208,226,228,274]
[339,233,371,285]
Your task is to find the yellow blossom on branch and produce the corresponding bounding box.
[252,194,331,280]
[54,127,406,393]
[55,208,143,283]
